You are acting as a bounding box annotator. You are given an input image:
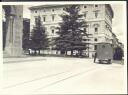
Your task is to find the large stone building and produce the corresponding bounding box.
[29,4,114,57]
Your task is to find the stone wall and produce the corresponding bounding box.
[3,5,23,57]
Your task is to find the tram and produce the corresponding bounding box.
[95,42,114,64]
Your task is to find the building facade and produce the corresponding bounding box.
[29,4,114,57]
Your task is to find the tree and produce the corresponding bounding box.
[3,21,7,50]
[22,18,30,51]
[55,5,88,56]
[31,16,49,55]
[113,46,123,60]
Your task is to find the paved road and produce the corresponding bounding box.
[2,57,126,94]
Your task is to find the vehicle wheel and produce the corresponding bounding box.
[108,59,111,64]
[99,60,102,64]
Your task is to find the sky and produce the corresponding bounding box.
[111,4,125,44]
[23,4,126,44]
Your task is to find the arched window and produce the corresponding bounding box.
[43,16,46,22]
[52,29,54,34]
[50,26,56,34]
[94,10,99,18]
[93,24,100,33]
[95,27,98,32]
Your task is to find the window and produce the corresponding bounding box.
[83,39,87,41]
[43,17,46,22]
[35,11,37,13]
[95,27,98,33]
[84,6,87,8]
[35,17,38,22]
[52,9,54,12]
[95,11,98,18]
[94,45,97,50]
[94,38,98,41]
[84,13,87,18]
[63,8,66,10]
[95,5,98,7]
[84,28,87,32]
[83,39,89,41]
[52,29,54,34]
[52,15,55,21]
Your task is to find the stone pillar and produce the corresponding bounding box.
[4,5,23,57]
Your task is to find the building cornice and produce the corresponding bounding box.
[29,5,70,10]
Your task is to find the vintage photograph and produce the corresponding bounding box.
[2,0,44,1]
[2,2,127,94]
[2,0,65,2]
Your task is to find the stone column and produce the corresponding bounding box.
[4,5,23,57]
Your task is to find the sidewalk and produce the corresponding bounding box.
[3,56,47,63]
[3,55,124,65]
[112,60,124,65]
[3,55,92,63]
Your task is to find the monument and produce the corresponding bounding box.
[3,5,23,57]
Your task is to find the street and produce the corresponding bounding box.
[3,56,125,94]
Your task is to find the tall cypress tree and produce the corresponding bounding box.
[22,19,30,51]
[31,16,49,55]
[55,5,88,56]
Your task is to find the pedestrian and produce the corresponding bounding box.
[94,52,97,63]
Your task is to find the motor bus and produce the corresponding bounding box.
[95,42,114,64]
